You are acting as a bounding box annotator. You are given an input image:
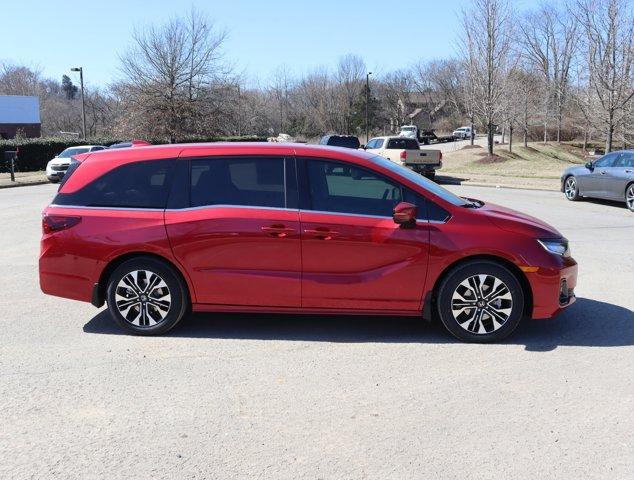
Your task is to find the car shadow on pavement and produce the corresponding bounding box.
[83,297,632,351]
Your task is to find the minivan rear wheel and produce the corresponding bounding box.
[436,260,525,343]
[106,257,188,335]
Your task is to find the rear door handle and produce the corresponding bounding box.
[599,170,607,175]
[304,228,340,240]
[261,225,295,238]
[626,170,633,173]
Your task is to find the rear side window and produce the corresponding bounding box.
[53,160,175,208]
[327,136,360,149]
[190,157,286,208]
[58,159,82,189]
[387,138,419,150]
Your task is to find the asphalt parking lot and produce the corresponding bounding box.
[1,183,632,479]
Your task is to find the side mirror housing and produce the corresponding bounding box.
[393,202,418,227]
[585,161,594,170]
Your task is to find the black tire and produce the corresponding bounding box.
[563,175,581,201]
[436,260,525,343]
[106,256,189,335]
[625,183,634,212]
[424,171,436,181]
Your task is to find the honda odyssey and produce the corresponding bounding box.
[39,143,578,342]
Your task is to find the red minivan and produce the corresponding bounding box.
[39,143,577,342]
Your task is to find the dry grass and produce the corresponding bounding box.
[442,142,586,179]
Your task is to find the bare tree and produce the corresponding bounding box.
[462,0,515,154]
[519,3,577,143]
[117,8,229,141]
[334,54,366,134]
[576,0,634,152]
[380,70,414,131]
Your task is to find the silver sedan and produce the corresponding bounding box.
[561,150,634,212]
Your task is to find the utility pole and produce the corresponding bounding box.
[71,67,86,140]
[365,71,372,144]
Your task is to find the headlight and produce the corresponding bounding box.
[537,238,571,257]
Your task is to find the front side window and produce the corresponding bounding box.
[306,159,403,217]
[53,159,175,208]
[374,139,384,149]
[190,157,286,208]
[594,152,619,168]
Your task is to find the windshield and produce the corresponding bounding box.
[369,155,467,206]
[58,147,90,158]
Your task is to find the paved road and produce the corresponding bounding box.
[1,183,632,479]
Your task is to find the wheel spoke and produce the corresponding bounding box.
[114,269,171,327]
[450,274,513,335]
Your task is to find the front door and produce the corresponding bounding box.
[581,152,620,197]
[165,155,301,307]
[299,158,430,312]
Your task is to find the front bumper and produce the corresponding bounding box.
[526,256,578,319]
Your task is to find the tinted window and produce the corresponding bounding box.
[375,139,384,148]
[191,157,286,208]
[326,136,360,149]
[369,155,467,207]
[54,160,175,208]
[306,159,402,217]
[403,189,450,222]
[595,152,619,168]
[386,138,419,150]
[366,139,377,149]
[615,152,634,168]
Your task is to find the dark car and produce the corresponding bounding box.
[319,135,361,149]
[40,143,577,343]
[562,150,634,211]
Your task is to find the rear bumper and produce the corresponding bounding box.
[527,257,578,319]
[407,163,442,172]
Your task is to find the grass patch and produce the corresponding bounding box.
[442,142,586,179]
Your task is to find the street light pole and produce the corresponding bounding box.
[71,67,86,140]
[365,72,372,144]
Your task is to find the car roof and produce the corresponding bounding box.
[64,145,101,149]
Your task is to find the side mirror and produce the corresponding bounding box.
[393,202,418,227]
[359,144,365,150]
[585,161,594,170]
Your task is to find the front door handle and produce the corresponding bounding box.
[599,170,607,175]
[261,225,295,238]
[625,169,633,173]
[304,228,340,240]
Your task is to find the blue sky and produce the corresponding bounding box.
[3,0,533,89]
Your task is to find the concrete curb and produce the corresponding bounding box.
[0,180,49,190]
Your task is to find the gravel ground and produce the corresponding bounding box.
[0,183,632,480]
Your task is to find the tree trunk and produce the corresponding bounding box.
[523,127,528,148]
[509,125,513,152]
[487,121,494,155]
[606,112,614,153]
[470,117,475,146]
[543,121,547,144]
[583,126,588,152]
[501,125,506,144]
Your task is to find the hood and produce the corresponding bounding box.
[563,164,589,176]
[477,201,562,238]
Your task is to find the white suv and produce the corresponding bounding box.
[46,145,105,182]
[452,127,475,140]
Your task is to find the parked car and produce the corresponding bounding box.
[398,125,455,145]
[562,150,634,212]
[319,134,361,149]
[45,145,106,182]
[40,143,577,343]
[452,126,476,140]
[364,136,442,180]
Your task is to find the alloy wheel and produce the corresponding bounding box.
[564,177,577,200]
[115,270,172,327]
[451,274,513,335]
[627,185,634,211]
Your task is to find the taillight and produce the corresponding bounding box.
[42,214,81,234]
[400,151,407,160]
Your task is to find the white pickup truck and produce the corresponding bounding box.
[364,136,442,180]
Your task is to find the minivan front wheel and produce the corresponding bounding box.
[106,257,188,335]
[436,261,525,343]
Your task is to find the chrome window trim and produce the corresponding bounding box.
[49,204,164,212]
[48,203,450,223]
